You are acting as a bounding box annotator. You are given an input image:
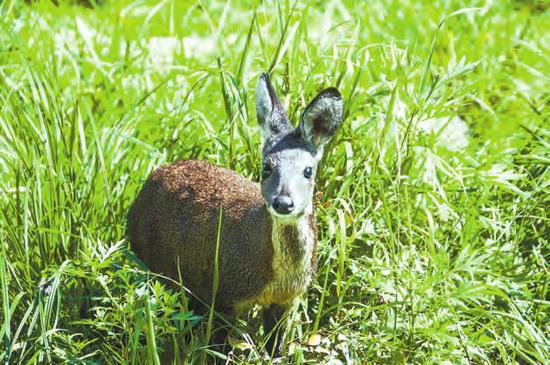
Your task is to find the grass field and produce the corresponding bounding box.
[0,0,548,363]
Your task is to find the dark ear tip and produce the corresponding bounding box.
[320,87,342,100]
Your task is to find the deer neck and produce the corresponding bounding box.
[268,201,317,287]
[233,202,317,310]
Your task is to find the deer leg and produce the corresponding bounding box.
[262,304,287,357]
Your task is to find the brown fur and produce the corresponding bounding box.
[127,160,317,313]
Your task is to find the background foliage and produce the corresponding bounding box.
[0,0,548,363]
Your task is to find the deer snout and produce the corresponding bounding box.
[272,195,295,215]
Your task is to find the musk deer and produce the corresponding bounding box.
[127,72,343,355]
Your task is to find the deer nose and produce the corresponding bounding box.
[272,196,295,215]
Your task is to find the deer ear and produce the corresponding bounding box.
[256,72,291,142]
[298,88,343,148]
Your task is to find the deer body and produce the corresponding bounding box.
[128,159,317,312]
[128,73,342,355]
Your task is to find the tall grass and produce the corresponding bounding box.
[0,0,548,363]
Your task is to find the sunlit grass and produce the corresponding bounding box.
[0,0,548,363]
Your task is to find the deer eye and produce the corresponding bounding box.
[262,164,273,179]
[303,167,313,179]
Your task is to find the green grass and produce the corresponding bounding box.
[0,0,548,363]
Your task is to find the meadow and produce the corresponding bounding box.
[0,0,548,363]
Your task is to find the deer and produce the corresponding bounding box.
[127,72,343,357]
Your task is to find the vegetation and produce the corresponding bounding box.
[0,0,548,363]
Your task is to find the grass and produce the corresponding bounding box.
[0,0,548,363]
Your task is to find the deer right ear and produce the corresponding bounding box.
[298,87,343,148]
[256,72,290,141]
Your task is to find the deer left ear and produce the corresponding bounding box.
[298,88,343,148]
[256,72,291,143]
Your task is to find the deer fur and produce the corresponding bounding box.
[127,72,343,355]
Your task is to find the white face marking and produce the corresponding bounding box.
[261,147,322,220]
